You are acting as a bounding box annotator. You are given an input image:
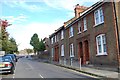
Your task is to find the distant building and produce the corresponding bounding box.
[43,37,50,52]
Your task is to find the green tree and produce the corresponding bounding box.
[7,37,18,54]
[1,26,9,52]
[26,48,33,55]
[39,39,46,51]
[30,33,40,54]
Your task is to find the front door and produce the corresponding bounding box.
[84,40,89,64]
[78,42,84,64]
[54,46,59,62]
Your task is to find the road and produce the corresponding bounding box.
[1,57,98,79]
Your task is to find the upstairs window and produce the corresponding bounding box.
[51,48,54,57]
[61,30,64,40]
[55,35,57,42]
[78,21,82,33]
[70,43,74,57]
[94,8,104,25]
[83,17,87,31]
[69,27,73,37]
[57,34,59,42]
[96,34,107,56]
[51,37,54,44]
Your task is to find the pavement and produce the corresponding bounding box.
[52,63,119,79]
[31,57,120,79]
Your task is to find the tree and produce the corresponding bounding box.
[39,39,46,51]
[7,37,18,54]
[30,33,40,54]
[1,20,10,52]
[26,48,33,55]
[0,19,18,53]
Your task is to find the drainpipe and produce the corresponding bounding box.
[113,1,120,73]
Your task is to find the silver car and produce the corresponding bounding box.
[0,56,15,74]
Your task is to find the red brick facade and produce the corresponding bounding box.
[49,1,120,67]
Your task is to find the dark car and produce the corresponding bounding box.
[5,54,18,62]
[0,56,15,74]
[4,56,16,66]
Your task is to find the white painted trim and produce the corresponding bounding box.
[70,43,74,57]
[94,7,104,26]
[61,44,64,56]
[96,34,107,56]
[83,17,87,31]
[69,27,74,38]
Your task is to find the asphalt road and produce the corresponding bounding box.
[1,57,98,79]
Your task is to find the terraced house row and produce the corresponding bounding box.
[49,1,120,68]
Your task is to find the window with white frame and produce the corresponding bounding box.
[69,27,73,37]
[51,37,54,44]
[94,8,104,25]
[57,34,59,42]
[55,35,57,42]
[83,17,87,31]
[78,21,82,33]
[61,44,64,56]
[70,43,74,57]
[51,48,54,57]
[96,34,107,56]
[61,30,64,39]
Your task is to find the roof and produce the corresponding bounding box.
[49,26,64,38]
[65,1,104,29]
[49,0,105,37]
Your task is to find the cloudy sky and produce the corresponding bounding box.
[0,0,98,50]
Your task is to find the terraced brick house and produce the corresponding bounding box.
[49,1,120,68]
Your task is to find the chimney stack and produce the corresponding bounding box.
[74,4,88,18]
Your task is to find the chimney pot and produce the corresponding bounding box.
[74,4,88,18]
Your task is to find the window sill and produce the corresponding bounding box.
[96,53,107,56]
[61,38,64,40]
[69,36,74,38]
[70,55,74,57]
[77,32,81,34]
[83,29,87,32]
[94,22,104,27]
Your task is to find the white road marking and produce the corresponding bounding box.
[12,74,15,78]
[12,75,14,78]
[26,63,34,69]
[39,74,44,78]
[13,68,16,78]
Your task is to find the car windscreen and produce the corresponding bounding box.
[3,56,13,62]
[5,54,16,59]
[5,55,15,60]
[0,56,12,62]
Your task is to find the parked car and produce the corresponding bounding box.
[4,56,16,66]
[4,54,18,62]
[0,56,15,74]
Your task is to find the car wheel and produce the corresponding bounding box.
[10,68,14,74]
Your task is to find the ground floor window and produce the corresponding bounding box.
[61,44,64,56]
[70,43,74,57]
[96,34,107,56]
[51,48,54,57]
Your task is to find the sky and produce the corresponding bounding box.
[0,0,99,51]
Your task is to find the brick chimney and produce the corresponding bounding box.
[74,4,88,18]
